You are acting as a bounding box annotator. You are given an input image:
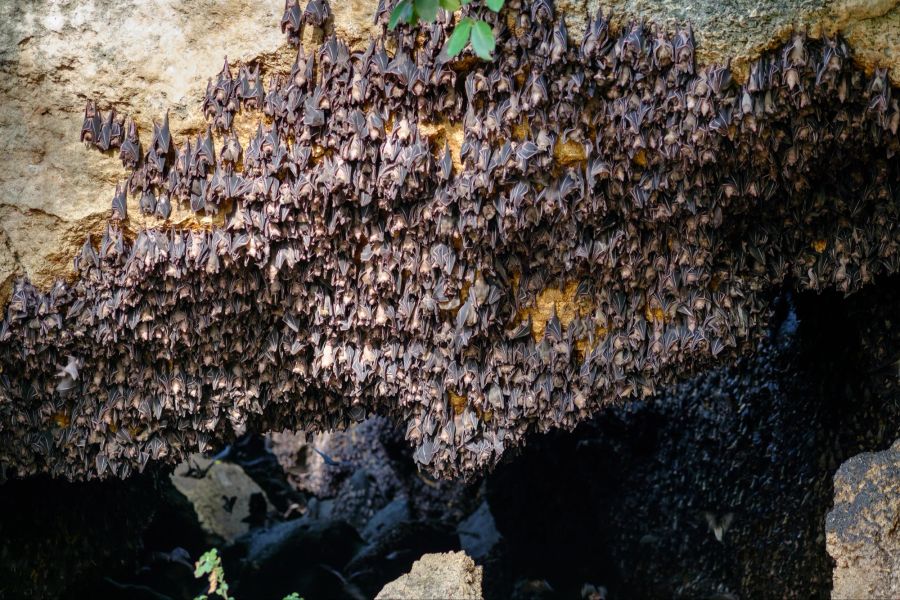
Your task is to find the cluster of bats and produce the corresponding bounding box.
[0,0,898,481]
[80,100,142,168]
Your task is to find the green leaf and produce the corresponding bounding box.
[414,0,439,22]
[439,0,460,11]
[470,20,495,60]
[460,0,473,4]
[485,0,504,11]
[195,550,217,577]
[388,0,413,29]
[445,18,473,57]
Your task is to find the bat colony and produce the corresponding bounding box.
[1,0,898,480]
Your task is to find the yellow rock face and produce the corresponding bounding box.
[524,281,590,342]
[419,120,465,172]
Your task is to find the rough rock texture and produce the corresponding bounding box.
[827,439,900,600]
[576,1,900,81]
[1,0,899,308]
[269,418,479,597]
[0,0,277,303]
[170,455,273,543]
[0,0,382,306]
[270,417,474,532]
[375,551,484,600]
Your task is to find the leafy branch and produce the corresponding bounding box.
[388,0,505,60]
[194,549,233,600]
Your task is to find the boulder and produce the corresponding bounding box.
[375,551,484,600]
[228,516,366,599]
[827,439,900,600]
[458,501,501,560]
[170,455,273,543]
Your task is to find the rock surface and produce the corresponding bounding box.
[0,0,383,307]
[271,419,478,597]
[1,0,899,308]
[827,438,900,600]
[0,0,279,306]
[170,455,273,543]
[270,417,475,532]
[459,500,502,560]
[375,551,484,600]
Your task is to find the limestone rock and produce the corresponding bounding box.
[171,455,272,543]
[375,551,484,600]
[270,418,475,535]
[826,439,900,600]
[565,0,900,82]
[0,0,378,307]
[231,517,366,599]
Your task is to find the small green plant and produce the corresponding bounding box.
[194,548,303,600]
[388,0,505,60]
[194,549,233,600]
